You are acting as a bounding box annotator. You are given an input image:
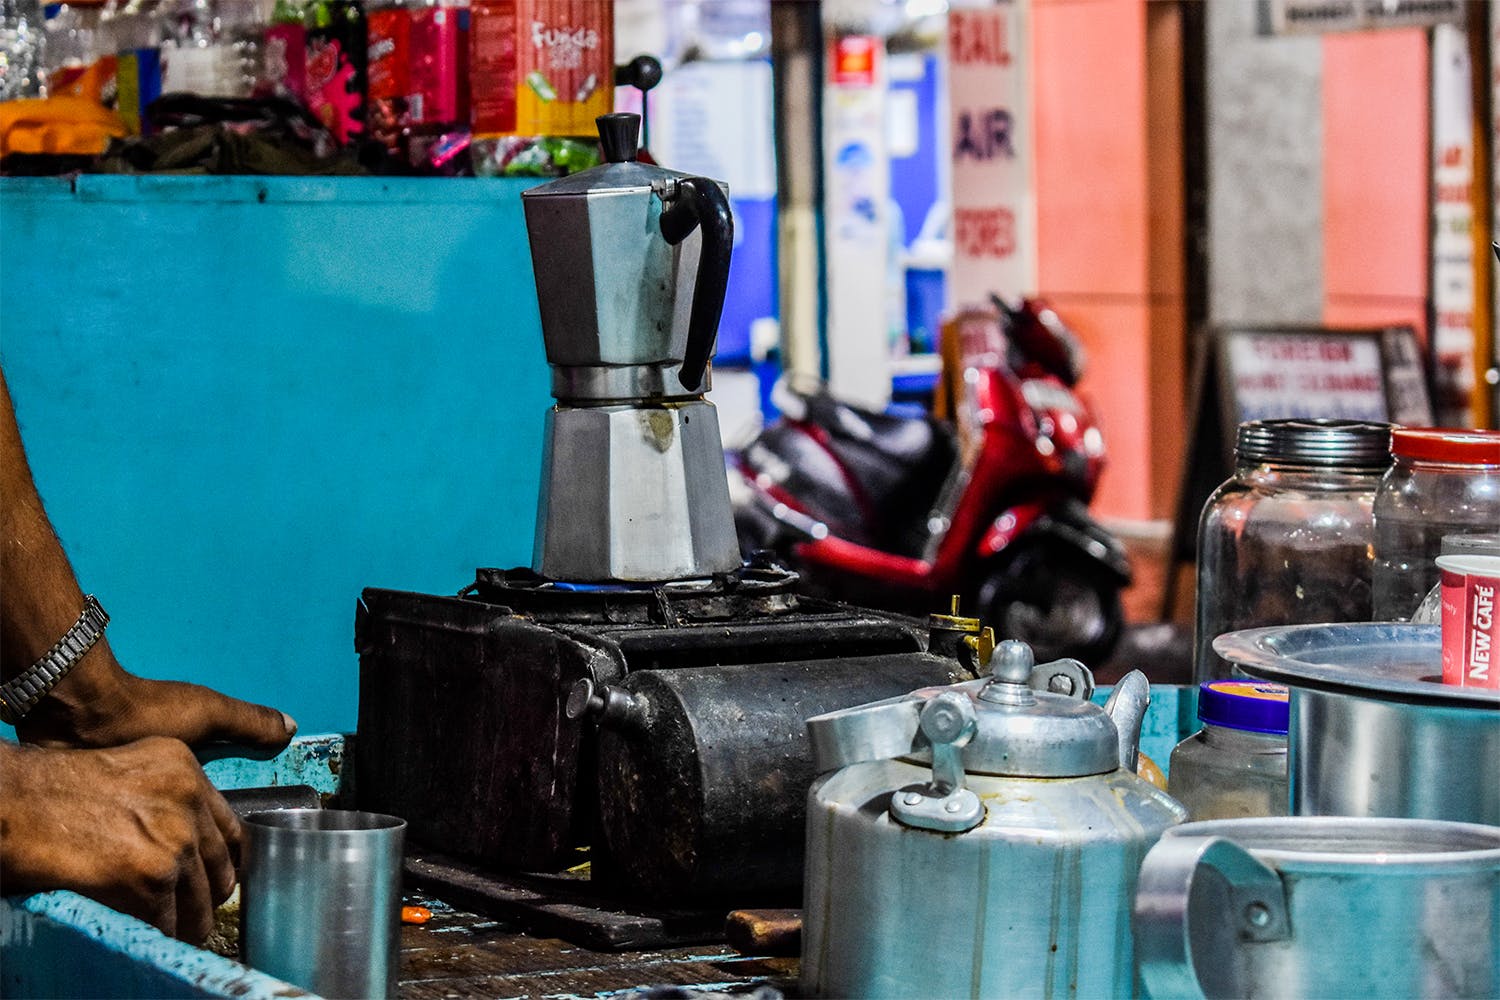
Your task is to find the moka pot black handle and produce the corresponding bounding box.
[659,176,733,393]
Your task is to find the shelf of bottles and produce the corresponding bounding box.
[1,0,617,177]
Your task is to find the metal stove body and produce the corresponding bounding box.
[355,563,972,903]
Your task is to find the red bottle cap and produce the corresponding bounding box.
[1390,428,1500,465]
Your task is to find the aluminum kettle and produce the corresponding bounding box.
[521,112,732,399]
[801,636,1187,999]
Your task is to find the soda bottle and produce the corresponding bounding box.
[407,0,465,126]
[113,0,163,133]
[364,0,408,152]
[305,0,366,144]
[401,0,466,168]
[259,0,306,101]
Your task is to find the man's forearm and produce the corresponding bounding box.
[0,369,110,684]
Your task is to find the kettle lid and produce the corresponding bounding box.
[939,639,1121,778]
[807,636,1129,781]
[521,112,693,198]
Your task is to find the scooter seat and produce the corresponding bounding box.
[801,392,944,467]
[795,391,957,556]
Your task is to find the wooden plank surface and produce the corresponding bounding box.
[399,892,797,1000]
[404,855,730,952]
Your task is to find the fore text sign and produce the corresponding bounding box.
[1221,330,1388,423]
[947,1,1035,308]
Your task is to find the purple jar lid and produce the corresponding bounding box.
[1198,680,1289,735]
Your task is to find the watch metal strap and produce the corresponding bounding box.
[0,595,109,726]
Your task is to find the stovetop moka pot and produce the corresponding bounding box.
[521,112,740,582]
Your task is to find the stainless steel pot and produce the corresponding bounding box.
[1214,623,1500,825]
[1134,816,1500,999]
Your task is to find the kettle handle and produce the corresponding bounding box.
[659,176,733,392]
[1133,835,1291,1000]
[1102,669,1150,772]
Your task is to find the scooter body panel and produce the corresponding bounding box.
[730,297,1128,660]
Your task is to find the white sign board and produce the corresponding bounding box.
[947,1,1036,309]
[1258,0,1465,36]
[647,60,777,202]
[823,34,893,409]
[1223,331,1389,422]
[1432,21,1477,426]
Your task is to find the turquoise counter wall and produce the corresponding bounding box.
[0,175,549,736]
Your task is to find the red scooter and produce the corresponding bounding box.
[731,296,1130,664]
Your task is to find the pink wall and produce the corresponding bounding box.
[1033,0,1180,521]
[1029,6,1432,520]
[1321,30,1430,336]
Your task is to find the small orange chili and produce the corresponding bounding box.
[401,905,433,925]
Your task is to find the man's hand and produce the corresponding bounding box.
[0,737,240,943]
[1,369,297,756]
[14,646,297,754]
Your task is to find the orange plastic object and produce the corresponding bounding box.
[401,905,433,925]
[0,97,128,157]
[1137,752,1168,792]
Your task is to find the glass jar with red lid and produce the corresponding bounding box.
[1371,428,1500,620]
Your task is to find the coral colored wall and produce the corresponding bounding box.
[1028,5,1431,521]
[1033,0,1183,522]
[1321,30,1430,337]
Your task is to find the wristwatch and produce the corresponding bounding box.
[0,595,109,726]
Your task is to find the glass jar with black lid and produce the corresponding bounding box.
[1193,418,1392,685]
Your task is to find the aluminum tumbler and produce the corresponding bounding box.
[240,809,406,998]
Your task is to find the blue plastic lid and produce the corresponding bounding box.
[1198,680,1289,735]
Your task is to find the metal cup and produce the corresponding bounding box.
[240,809,406,999]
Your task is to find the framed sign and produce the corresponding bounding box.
[1257,0,1465,36]
[1214,326,1433,443]
[1162,324,1433,615]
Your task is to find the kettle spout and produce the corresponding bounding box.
[1102,670,1150,773]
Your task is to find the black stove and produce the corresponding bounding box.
[355,560,972,908]
[464,562,803,624]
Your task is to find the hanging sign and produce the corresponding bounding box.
[1258,0,1465,36]
[1164,325,1432,576]
[1492,6,1500,423]
[823,33,892,409]
[1431,21,1477,426]
[947,0,1035,309]
[831,35,879,88]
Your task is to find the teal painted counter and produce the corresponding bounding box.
[0,175,550,736]
[0,687,1195,999]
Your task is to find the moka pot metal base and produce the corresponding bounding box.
[533,398,741,582]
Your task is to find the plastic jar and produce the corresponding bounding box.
[1371,429,1500,621]
[1168,680,1289,821]
[1194,419,1392,684]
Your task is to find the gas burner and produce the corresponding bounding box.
[464,561,802,625]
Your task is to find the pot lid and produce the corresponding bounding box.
[901,639,1121,779]
[521,113,693,198]
[1214,623,1500,709]
[807,636,1138,781]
